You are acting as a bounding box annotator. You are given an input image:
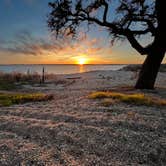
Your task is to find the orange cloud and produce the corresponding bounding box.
[0,30,115,64]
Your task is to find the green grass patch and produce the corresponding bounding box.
[0,81,18,90]
[0,93,54,106]
[89,91,166,107]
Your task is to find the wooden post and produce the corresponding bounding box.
[42,67,45,83]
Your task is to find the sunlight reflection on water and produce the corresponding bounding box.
[79,65,85,73]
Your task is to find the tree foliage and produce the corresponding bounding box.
[47,0,162,55]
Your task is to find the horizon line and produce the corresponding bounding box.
[0,63,165,65]
[0,63,142,65]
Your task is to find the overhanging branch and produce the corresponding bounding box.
[126,31,150,55]
[103,0,109,22]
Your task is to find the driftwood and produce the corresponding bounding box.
[66,77,81,80]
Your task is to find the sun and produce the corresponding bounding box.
[77,57,87,65]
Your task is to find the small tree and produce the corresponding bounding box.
[47,0,165,89]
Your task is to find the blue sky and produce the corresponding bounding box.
[0,0,164,64]
[0,0,49,39]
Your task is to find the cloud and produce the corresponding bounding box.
[0,30,106,57]
[0,30,63,55]
[0,29,116,64]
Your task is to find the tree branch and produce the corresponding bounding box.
[71,11,124,35]
[129,29,150,35]
[126,31,150,55]
[48,0,156,55]
[131,17,156,35]
[103,0,109,23]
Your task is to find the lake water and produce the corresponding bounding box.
[0,64,126,75]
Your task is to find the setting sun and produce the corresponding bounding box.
[77,57,87,65]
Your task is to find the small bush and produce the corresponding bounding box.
[0,93,54,106]
[89,91,166,107]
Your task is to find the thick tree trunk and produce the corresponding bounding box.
[135,50,165,89]
[135,0,166,89]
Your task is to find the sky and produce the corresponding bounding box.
[0,0,165,64]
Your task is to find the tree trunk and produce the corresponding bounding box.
[135,50,165,89]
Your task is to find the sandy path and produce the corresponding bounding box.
[0,71,166,165]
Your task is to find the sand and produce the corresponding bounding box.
[0,70,166,165]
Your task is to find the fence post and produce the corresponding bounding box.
[42,67,45,83]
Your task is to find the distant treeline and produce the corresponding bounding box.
[121,64,166,72]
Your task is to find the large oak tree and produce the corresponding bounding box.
[47,0,165,89]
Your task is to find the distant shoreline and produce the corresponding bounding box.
[121,64,166,72]
[0,64,140,65]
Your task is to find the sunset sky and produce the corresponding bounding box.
[0,0,165,64]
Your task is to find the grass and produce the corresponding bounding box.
[0,93,54,106]
[0,81,18,90]
[0,72,45,90]
[89,91,166,107]
[0,72,60,90]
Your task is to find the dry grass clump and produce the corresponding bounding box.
[0,72,59,90]
[89,91,166,107]
[0,72,42,90]
[0,93,54,106]
[0,72,41,83]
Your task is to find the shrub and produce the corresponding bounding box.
[0,93,54,106]
[89,91,166,107]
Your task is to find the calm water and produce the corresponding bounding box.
[0,64,126,75]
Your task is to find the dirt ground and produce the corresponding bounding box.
[0,71,166,166]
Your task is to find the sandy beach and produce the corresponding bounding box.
[1,0,166,165]
[0,70,166,165]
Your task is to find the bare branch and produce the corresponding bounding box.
[48,0,157,55]
[125,30,150,55]
[103,0,109,22]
